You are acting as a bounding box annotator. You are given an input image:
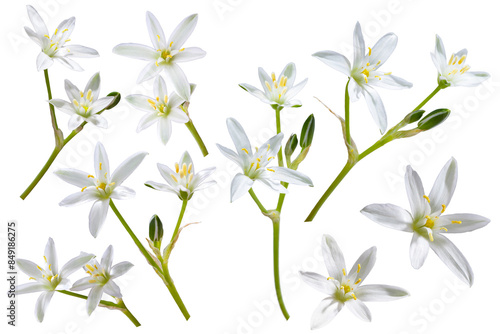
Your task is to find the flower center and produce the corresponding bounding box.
[418,195,462,241]
[30,255,58,286]
[82,165,115,196]
[155,39,185,66]
[85,263,108,284]
[264,72,288,103]
[148,95,170,116]
[445,53,470,78]
[43,28,70,57]
[241,144,276,178]
[328,265,362,302]
[171,162,194,189]
[72,89,94,116]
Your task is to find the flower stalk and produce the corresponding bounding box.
[185,119,209,157]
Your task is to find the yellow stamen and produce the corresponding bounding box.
[85,264,94,272]
[267,168,275,172]
[279,76,285,87]
[458,55,466,64]
[357,264,361,273]
[368,47,372,56]
[43,256,47,263]
[355,278,362,285]
[366,62,370,66]
[242,148,249,154]
[452,220,462,224]
[384,72,392,75]
[157,35,160,41]
[99,163,102,170]
[423,195,430,203]
[267,156,274,161]
[65,39,71,42]
[428,230,434,242]
[164,95,168,104]
[88,279,96,283]
[256,163,260,169]
[166,54,173,58]
[62,29,68,33]
[265,81,272,92]
[182,163,187,177]
[256,158,261,162]
[364,76,368,83]
[54,28,58,35]
[271,72,276,82]
[448,54,454,65]
[352,293,357,300]
[169,41,173,47]
[441,204,446,213]
[188,173,194,184]
[424,215,435,228]
[73,99,79,106]
[81,187,87,192]
[49,264,52,271]
[104,172,107,179]
[179,48,185,51]
[44,34,50,38]
[148,99,156,105]
[374,75,381,80]
[281,87,288,95]
[171,174,178,183]
[283,77,288,86]
[29,277,35,280]
[267,144,270,151]
[94,265,98,269]
[440,227,448,231]
[86,89,92,100]
[175,162,179,173]
[155,61,159,67]
[452,56,458,65]
[327,277,334,280]
[37,265,42,270]
[88,175,94,178]
[342,268,346,276]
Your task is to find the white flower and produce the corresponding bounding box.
[125,76,190,145]
[71,245,133,315]
[313,22,412,133]
[145,151,216,201]
[431,34,490,87]
[49,73,114,130]
[24,5,98,71]
[216,118,313,202]
[361,158,490,286]
[16,238,94,322]
[54,142,148,237]
[113,12,205,101]
[300,235,409,329]
[239,62,307,109]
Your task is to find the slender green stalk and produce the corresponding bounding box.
[305,85,443,222]
[344,79,351,145]
[20,146,61,200]
[248,188,268,213]
[57,290,140,326]
[185,120,209,156]
[161,262,190,320]
[109,199,161,272]
[275,107,285,167]
[44,69,60,133]
[171,200,188,242]
[272,220,289,320]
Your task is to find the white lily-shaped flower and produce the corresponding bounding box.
[216,118,313,202]
[24,5,98,71]
[71,245,133,315]
[49,72,114,130]
[313,22,412,133]
[54,142,148,237]
[16,238,94,322]
[145,151,216,201]
[361,158,490,286]
[113,12,205,101]
[125,76,189,145]
[300,235,409,329]
[431,34,490,87]
[239,62,307,109]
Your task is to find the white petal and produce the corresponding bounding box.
[270,167,313,186]
[362,85,387,133]
[310,297,343,330]
[137,61,163,84]
[163,63,191,101]
[126,94,155,112]
[348,77,362,101]
[312,50,351,76]
[64,79,80,101]
[70,277,95,291]
[230,173,254,202]
[110,261,134,278]
[110,186,136,200]
[370,33,397,67]
[405,165,427,220]
[35,291,54,322]
[284,78,308,100]
[370,74,413,90]
[321,234,346,281]
[66,45,99,58]
[428,157,457,213]
[90,96,114,113]
[216,144,245,169]
[429,234,474,286]
[100,245,114,272]
[226,118,252,161]
[54,168,94,188]
[257,178,288,193]
[26,5,48,36]
[409,232,429,269]
[168,108,190,123]
[154,76,167,98]
[258,67,273,92]
[86,285,104,315]
[352,22,365,66]
[299,271,336,295]
[167,91,185,109]
[158,117,173,145]
[257,132,284,158]
[146,11,166,50]
[110,151,148,186]
[89,199,110,238]
[36,52,53,71]
[347,246,377,282]
[145,181,177,195]
[433,34,447,71]
[279,62,297,86]
[17,259,43,279]
[112,43,158,61]
[238,83,270,104]
[103,280,122,298]
[94,142,109,180]
[173,47,206,63]
[44,238,58,274]
[55,57,83,72]
[454,71,490,87]
[24,26,42,46]
[168,14,198,49]
[360,204,413,232]
[86,115,108,128]
[17,283,47,295]
[356,284,410,302]
[157,163,178,187]
[345,299,371,322]
[60,252,95,278]
[441,213,490,233]
[68,114,84,130]
[50,99,75,115]
[59,191,99,206]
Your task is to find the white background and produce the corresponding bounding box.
[1,0,498,333]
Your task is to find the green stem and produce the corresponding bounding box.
[248,188,268,213]
[305,85,444,222]
[57,290,140,327]
[185,120,209,156]
[161,262,190,320]
[109,199,161,272]
[276,183,289,212]
[272,219,289,320]
[345,79,351,145]
[275,107,284,167]
[20,146,61,200]
[44,69,60,133]
[171,200,188,242]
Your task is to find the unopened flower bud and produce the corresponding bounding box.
[149,215,164,243]
[300,114,315,148]
[417,108,451,130]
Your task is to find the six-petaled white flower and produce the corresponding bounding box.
[49,72,114,130]
[239,62,308,109]
[313,22,412,133]
[431,34,490,87]
[113,12,205,101]
[71,245,133,315]
[300,235,409,329]
[24,5,98,71]
[145,151,216,201]
[125,76,190,145]
[16,238,95,322]
[361,158,490,286]
[217,118,313,202]
[54,142,148,237]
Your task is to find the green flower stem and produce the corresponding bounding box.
[248,188,268,213]
[109,199,161,272]
[272,219,289,320]
[305,85,444,222]
[185,120,209,157]
[275,107,285,167]
[44,69,62,138]
[161,261,190,320]
[170,200,188,243]
[57,290,140,327]
[345,79,351,145]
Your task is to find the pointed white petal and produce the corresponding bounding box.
[370,74,413,90]
[346,299,371,322]
[348,246,377,282]
[44,238,58,274]
[110,261,134,278]
[86,115,108,128]
[164,63,191,101]
[433,34,447,71]
[348,77,362,101]
[24,26,42,46]
[356,284,410,302]
[226,118,252,160]
[89,199,109,238]
[35,291,54,322]
[59,191,99,206]
[153,76,167,98]
[145,181,178,194]
[100,245,114,272]
[54,168,95,188]
[110,186,136,200]
[362,85,387,133]
[60,252,95,278]
[168,14,198,49]
[405,165,427,220]
[70,277,96,291]
[173,46,206,62]
[428,157,457,213]
[370,33,397,67]
[284,78,308,100]
[352,22,365,66]
[50,99,75,115]
[360,204,413,232]
[110,151,148,186]
[454,71,490,87]
[36,52,53,71]
[94,142,109,180]
[68,114,84,130]
[258,67,273,91]
[299,271,336,295]
[55,57,83,71]
[257,178,288,193]
[230,173,254,202]
[216,144,245,169]
[238,83,270,104]
[158,117,173,145]
[441,213,490,233]
[312,50,351,76]
[126,94,155,112]
[26,5,48,36]
[310,297,343,330]
[146,11,166,50]
[270,167,313,186]
[168,108,190,123]
[90,97,114,113]
[17,259,43,279]
[64,79,80,101]
[321,234,346,281]
[112,43,158,61]
[409,232,429,269]
[66,45,99,58]
[17,282,47,295]
[279,62,296,86]
[137,61,163,84]
[86,285,104,315]
[103,280,122,298]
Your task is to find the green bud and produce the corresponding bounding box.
[300,114,315,148]
[405,110,425,124]
[285,134,298,158]
[149,215,164,243]
[104,92,121,110]
[417,108,451,130]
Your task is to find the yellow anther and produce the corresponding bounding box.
[271,72,276,82]
[29,277,35,280]
[44,256,47,263]
[169,41,174,47]
[368,47,372,56]
[424,215,435,228]
[340,285,345,290]
[364,76,368,83]
[171,174,178,183]
[94,264,98,269]
[352,293,357,300]
[44,34,50,38]
[449,69,458,75]
[157,35,160,41]
[440,227,448,231]
[265,81,272,92]
[448,54,454,65]
[242,148,249,154]
[384,72,392,75]
[182,163,187,177]
[267,144,270,151]
[49,264,52,271]
[283,77,288,86]
[374,75,381,80]
[362,69,370,77]
[175,162,179,173]
[164,95,168,104]
[37,265,42,270]
[104,172,107,179]
[355,278,362,284]
[86,89,92,100]
[155,61,159,67]
[366,62,370,66]
[428,230,434,242]
[460,65,470,74]
[54,28,58,35]
[81,187,87,192]
[88,175,94,178]
[357,264,361,273]
[73,99,79,106]
[452,56,458,65]
[65,39,71,42]
[85,264,94,272]
[451,220,462,224]
[155,96,159,102]
[256,158,261,162]
[327,277,334,280]
[267,168,275,172]
[256,163,260,169]
[188,173,194,184]
[62,29,68,33]
[166,54,173,58]
[255,146,259,152]
[423,195,430,203]
[281,87,288,95]
[342,268,346,276]
[279,76,285,87]
[99,162,102,170]
[148,99,156,105]
[441,204,446,213]
[88,279,96,283]
[267,156,274,161]
[179,48,185,52]
[274,82,278,89]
